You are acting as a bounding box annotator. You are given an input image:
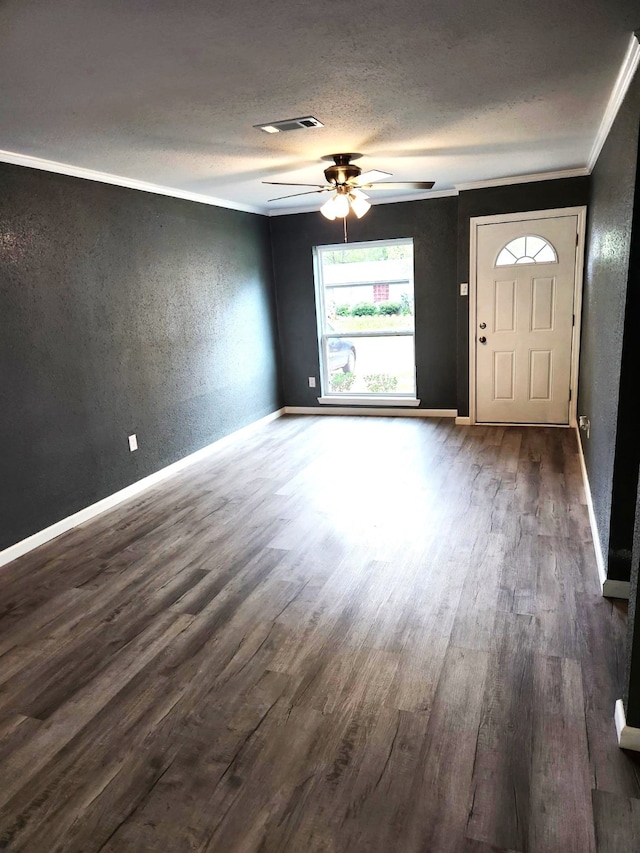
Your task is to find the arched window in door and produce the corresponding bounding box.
[496,235,557,266]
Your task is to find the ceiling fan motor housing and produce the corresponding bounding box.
[323,153,362,186]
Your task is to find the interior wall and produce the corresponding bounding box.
[456,176,590,417]
[0,162,282,552]
[622,158,640,724]
[269,197,458,409]
[578,66,640,582]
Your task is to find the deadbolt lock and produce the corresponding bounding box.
[479,322,486,329]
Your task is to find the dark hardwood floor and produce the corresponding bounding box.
[0,415,639,852]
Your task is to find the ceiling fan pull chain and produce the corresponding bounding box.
[343,215,348,243]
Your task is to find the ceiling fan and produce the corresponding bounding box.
[263,153,435,220]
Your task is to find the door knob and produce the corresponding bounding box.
[479,322,486,329]
[479,336,487,344]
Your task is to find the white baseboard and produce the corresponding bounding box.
[575,427,608,593]
[317,396,421,407]
[284,406,457,418]
[615,699,640,751]
[602,579,631,600]
[455,416,471,426]
[0,408,284,570]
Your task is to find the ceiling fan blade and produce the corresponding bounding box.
[352,169,393,184]
[360,181,435,190]
[263,181,328,187]
[267,188,332,202]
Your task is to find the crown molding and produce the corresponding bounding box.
[0,149,266,216]
[2,32,637,217]
[455,167,590,192]
[267,188,460,216]
[271,168,593,215]
[588,32,640,172]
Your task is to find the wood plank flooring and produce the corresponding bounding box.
[0,415,639,852]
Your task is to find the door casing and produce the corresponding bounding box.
[468,206,587,427]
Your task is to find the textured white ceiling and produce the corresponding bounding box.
[0,0,637,213]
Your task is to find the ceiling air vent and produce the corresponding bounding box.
[255,116,324,134]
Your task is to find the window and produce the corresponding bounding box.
[496,235,557,266]
[314,239,416,399]
[373,283,390,303]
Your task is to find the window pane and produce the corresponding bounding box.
[534,244,556,263]
[316,239,416,398]
[496,248,517,266]
[508,236,527,258]
[325,335,415,395]
[322,248,414,333]
[496,235,558,266]
[525,235,547,256]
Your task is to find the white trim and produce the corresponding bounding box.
[570,209,587,428]
[588,33,640,172]
[269,170,591,217]
[469,218,479,426]
[576,427,629,599]
[0,149,264,216]
[468,206,587,429]
[313,237,418,400]
[455,416,472,426]
[2,30,636,220]
[468,206,588,227]
[284,406,456,418]
[0,408,284,570]
[575,426,608,591]
[456,167,589,192]
[317,396,420,407]
[615,699,640,751]
[603,579,631,600]
[467,422,570,428]
[267,189,459,216]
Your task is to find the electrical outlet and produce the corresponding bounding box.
[128,434,138,452]
[308,377,316,388]
[460,282,468,296]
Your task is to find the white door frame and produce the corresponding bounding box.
[468,206,587,427]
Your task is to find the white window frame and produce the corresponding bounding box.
[313,238,419,405]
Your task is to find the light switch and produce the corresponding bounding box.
[309,377,316,388]
[460,282,468,296]
[128,434,138,452]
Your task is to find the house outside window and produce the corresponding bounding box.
[314,239,416,399]
[373,283,390,303]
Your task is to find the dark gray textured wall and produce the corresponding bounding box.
[623,470,640,724]
[456,177,590,416]
[622,162,640,723]
[269,197,458,409]
[0,162,281,552]
[609,146,640,582]
[578,68,640,580]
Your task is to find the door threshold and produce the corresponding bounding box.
[473,421,571,428]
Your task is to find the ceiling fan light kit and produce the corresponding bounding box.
[320,187,371,220]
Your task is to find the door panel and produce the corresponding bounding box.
[529,350,552,399]
[494,351,515,399]
[494,280,516,331]
[475,215,577,424]
[531,277,555,331]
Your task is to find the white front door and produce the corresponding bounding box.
[474,214,579,424]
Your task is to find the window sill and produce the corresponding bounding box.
[317,396,421,407]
